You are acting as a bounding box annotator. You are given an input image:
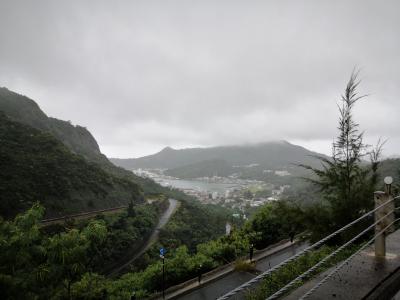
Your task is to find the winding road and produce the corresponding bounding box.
[108,198,179,276]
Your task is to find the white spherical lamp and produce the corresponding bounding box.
[384,176,393,185]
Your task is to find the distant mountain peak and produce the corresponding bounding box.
[161,146,174,151]
[111,139,327,171]
[260,140,290,145]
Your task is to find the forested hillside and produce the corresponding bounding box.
[0,87,168,196]
[0,112,143,218]
[0,88,233,246]
[0,87,104,163]
[165,159,234,178]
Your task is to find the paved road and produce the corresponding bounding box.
[146,199,179,247]
[108,198,179,276]
[177,242,307,300]
[256,242,307,271]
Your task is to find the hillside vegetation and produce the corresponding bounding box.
[165,159,234,178]
[0,112,142,218]
[0,87,104,163]
[159,198,238,251]
[0,200,301,299]
[0,87,170,197]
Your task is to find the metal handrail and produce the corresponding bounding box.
[217,195,400,300]
[299,217,400,299]
[266,209,395,299]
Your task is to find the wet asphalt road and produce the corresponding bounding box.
[177,242,307,300]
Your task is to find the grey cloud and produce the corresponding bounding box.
[1,0,400,157]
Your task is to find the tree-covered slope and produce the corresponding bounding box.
[0,112,142,218]
[0,87,104,163]
[165,159,234,179]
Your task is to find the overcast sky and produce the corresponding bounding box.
[1,1,399,158]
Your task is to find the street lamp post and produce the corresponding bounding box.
[160,247,166,299]
[162,256,165,299]
[198,264,202,284]
[130,290,136,300]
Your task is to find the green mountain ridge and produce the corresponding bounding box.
[0,87,104,163]
[111,141,328,179]
[0,87,169,195]
[0,112,142,218]
[165,159,234,178]
[0,87,180,217]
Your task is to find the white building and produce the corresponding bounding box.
[275,170,291,176]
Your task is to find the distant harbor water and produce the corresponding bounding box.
[154,177,240,193]
[134,169,275,207]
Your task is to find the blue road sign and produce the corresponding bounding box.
[160,248,166,256]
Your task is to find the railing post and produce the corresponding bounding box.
[374,177,394,257]
[374,191,386,257]
[384,179,395,234]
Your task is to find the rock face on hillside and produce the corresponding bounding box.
[0,87,105,163]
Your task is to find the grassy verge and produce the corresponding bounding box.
[246,244,359,299]
[234,259,257,272]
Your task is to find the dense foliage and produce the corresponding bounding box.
[0,204,108,299]
[82,200,166,274]
[243,200,306,249]
[159,199,238,251]
[0,199,302,299]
